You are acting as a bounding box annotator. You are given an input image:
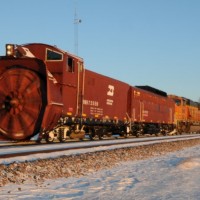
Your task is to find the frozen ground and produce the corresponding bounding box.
[1,144,200,200]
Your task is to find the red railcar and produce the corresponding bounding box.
[81,70,130,139]
[127,86,175,136]
[83,69,130,121]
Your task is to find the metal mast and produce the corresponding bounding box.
[74,6,81,55]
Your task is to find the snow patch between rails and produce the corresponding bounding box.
[178,157,200,170]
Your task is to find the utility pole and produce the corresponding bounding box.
[74,6,81,55]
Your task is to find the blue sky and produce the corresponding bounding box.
[1,0,200,101]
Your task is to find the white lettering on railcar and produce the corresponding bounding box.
[106,99,113,105]
[90,107,103,115]
[107,85,114,96]
[83,99,99,107]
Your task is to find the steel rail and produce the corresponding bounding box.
[0,134,200,159]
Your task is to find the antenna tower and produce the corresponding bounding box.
[74,4,81,55]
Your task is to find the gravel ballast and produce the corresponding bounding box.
[1,139,200,187]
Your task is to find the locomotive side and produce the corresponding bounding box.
[168,95,200,133]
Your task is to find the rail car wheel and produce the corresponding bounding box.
[88,128,96,140]
[0,68,45,140]
[155,132,159,137]
[45,131,55,143]
[123,131,130,138]
[135,132,140,138]
[97,128,105,140]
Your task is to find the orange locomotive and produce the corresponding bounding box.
[168,95,200,133]
[0,43,198,142]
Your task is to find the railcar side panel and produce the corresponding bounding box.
[130,87,174,124]
[83,70,130,121]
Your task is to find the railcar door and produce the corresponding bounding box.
[62,55,84,117]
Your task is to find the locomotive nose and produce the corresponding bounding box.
[0,68,45,140]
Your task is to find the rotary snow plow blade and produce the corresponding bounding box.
[0,67,46,140]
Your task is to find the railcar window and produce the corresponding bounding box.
[186,99,190,106]
[47,49,63,60]
[190,101,197,107]
[174,99,181,106]
[68,57,74,72]
[183,100,186,106]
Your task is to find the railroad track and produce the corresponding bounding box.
[1,134,200,159]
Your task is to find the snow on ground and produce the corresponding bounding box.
[1,145,200,200]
